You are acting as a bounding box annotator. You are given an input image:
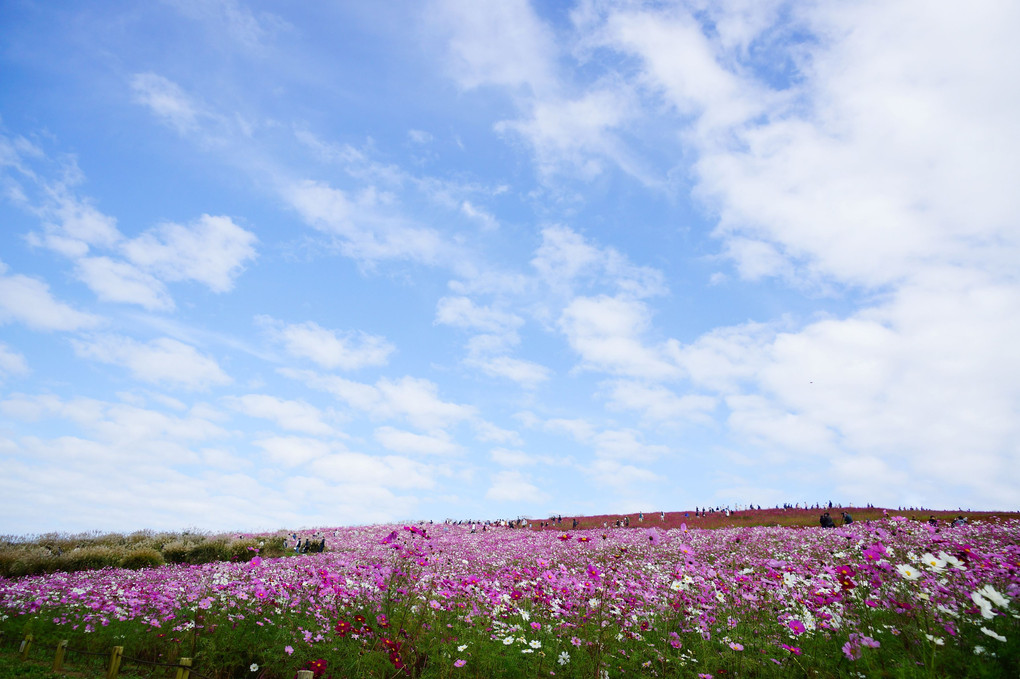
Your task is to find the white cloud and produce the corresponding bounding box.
[131,73,204,135]
[6,136,254,308]
[436,296,522,334]
[671,271,1020,507]
[165,0,285,51]
[429,0,556,94]
[490,448,535,467]
[0,264,100,331]
[224,394,334,435]
[668,321,774,392]
[282,475,420,526]
[0,343,29,378]
[285,370,477,431]
[254,436,332,467]
[559,294,680,379]
[73,335,231,390]
[460,201,498,230]
[585,459,661,492]
[0,394,229,464]
[308,452,437,490]
[436,296,549,387]
[467,355,550,388]
[259,316,394,370]
[603,380,716,424]
[374,426,461,456]
[408,129,433,144]
[122,214,257,293]
[603,7,770,134]
[591,1,1020,289]
[27,191,122,258]
[485,469,549,503]
[497,87,640,181]
[725,394,838,457]
[0,451,300,533]
[543,417,595,442]
[75,256,174,311]
[592,429,669,463]
[472,420,523,446]
[532,225,666,299]
[285,180,447,265]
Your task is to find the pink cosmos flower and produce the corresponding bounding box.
[788,619,806,635]
[454,659,466,668]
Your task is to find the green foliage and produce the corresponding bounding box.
[0,530,297,577]
[119,548,165,570]
[0,548,54,578]
[260,535,288,557]
[185,539,229,564]
[228,538,260,561]
[62,546,122,572]
[0,653,64,679]
[160,540,196,564]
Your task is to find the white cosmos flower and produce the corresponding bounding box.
[980,627,1006,642]
[529,640,542,649]
[921,552,946,572]
[939,552,966,570]
[895,564,921,581]
[977,585,1010,608]
[971,592,995,619]
[250,664,259,672]
[503,636,514,645]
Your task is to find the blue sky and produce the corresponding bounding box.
[1,0,1018,534]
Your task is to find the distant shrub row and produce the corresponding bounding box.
[0,532,289,578]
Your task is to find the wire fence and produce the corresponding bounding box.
[0,631,229,679]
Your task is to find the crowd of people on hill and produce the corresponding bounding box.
[286,533,326,553]
[818,511,854,527]
[440,517,540,532]
[432,503,976,534]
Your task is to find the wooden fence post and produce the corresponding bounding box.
[19,634,32,661]
[296,671,313,679]
[53,639,68,671]
[106,646,123,679]
[174,657,192,679]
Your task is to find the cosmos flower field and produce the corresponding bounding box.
[1,517,1017,678]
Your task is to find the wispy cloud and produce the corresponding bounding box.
[73,335,231,390]
[0,261,101,331]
